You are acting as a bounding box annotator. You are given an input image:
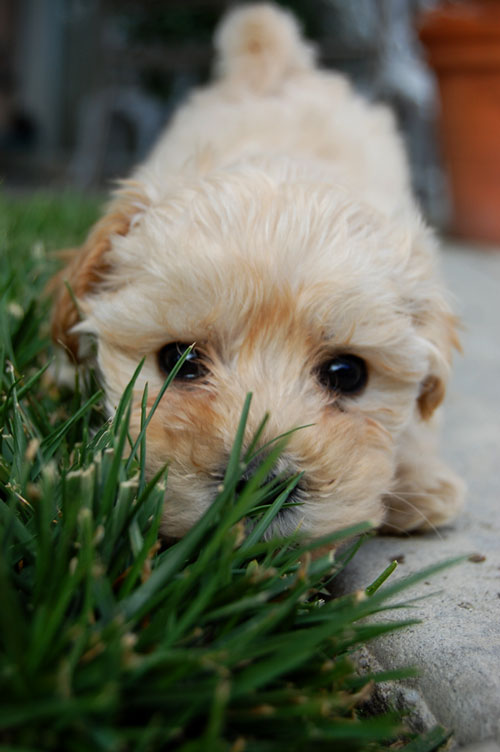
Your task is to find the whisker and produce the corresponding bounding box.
[380,520,412,535]
[385,491,444,541]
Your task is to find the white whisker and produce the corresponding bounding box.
[385,491,444,541]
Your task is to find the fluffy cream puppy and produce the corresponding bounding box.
[52,3,464,539]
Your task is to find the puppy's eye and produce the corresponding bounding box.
[318,354,367,395]
[157,342,207,381]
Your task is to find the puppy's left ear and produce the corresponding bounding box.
[50,184,148,359]
[407,225,461,421]
[417,306,461,420]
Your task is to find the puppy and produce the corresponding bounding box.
[51,4,464,539]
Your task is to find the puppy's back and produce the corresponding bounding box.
[138,3,413,219]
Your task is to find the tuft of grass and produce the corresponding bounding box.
[0,193,453,751]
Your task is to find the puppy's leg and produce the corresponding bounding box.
[381,417,465,534]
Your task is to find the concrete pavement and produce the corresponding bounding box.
[336,240,500,748]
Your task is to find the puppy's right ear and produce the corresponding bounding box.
[50,185,147,359]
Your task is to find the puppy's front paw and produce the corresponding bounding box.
[381,462,465,534]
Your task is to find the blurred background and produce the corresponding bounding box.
[2,0,500,242]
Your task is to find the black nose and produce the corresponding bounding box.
[235,470,279,497]
[235,468,301,506]
[230,456,265,495]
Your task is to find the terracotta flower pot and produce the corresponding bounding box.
[419,1,500,244]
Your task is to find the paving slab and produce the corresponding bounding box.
[335,240,500,747]
[460,743,500,752]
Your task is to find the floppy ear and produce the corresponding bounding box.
[416,304,461,421]
[50,185,147,359]
[404,224,461,421]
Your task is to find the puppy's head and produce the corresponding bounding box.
[52,165,457,538]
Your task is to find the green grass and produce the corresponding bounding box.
[0,192,453,752]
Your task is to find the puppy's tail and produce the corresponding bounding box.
[214,3,316,93]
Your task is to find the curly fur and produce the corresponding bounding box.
[51,3,464,539]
